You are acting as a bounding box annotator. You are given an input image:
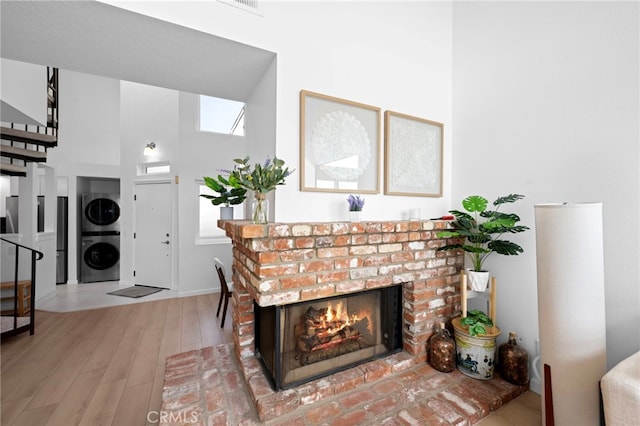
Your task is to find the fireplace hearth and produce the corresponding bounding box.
[256,285,403,389]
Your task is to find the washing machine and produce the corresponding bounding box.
[80,234,120,282]
[81,193,121,233]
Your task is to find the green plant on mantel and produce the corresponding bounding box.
[436,194,529,272]
[200,175,247,207]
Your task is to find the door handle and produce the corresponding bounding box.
[161,240,170,245]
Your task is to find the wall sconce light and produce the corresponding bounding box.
[143,142,156,156]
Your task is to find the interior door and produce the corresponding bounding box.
[134,181,173,289]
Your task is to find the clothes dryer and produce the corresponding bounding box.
[80,234,120,282]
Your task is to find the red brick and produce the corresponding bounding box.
[366,275,394,289]
[390,252,413,263]
[330,409,369,426]
[317,247,349,258]
[207,410,228,426]
[372,378,403,396]
[205,387,225,411]
[256,388,300,421]
[313,224,332,235]
[163,391,201,410]
[222,370,244,391]
[335,257,362,269]
[364,395,398,416]
[362,360,392,383]
[349,245,377,255]
[352,234,368,245]
[422,397,466,425]
[281,274,317,289]
[295,237,315,248]
[238,224,268,238]
[269,224,292,237]
[304,401,342,423]
[331,223,351,235]
[331,368,365,394]
[299,260,334,273]
[335,280,365,293]
[257,263,297,277]
[229,390,253,417]
[334,235,351,246]
[317,271,349,284]
[279,249,315,261]
[298,377,335,405]
[368,233,383,244]
[273,238,294,250]
[437,389,485,424]
[256,251,279,263]
[300,284,335,300]
[341,389,376,409]
[382,233,400,243]
[412,403,450,425]
[363,254,391,266]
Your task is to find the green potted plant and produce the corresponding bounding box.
[346,194,365,222]
[200,175,247,220]
[436,194,529,291]
[227,156,293,224]
[452,308,501,380]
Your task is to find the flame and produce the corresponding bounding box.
[323,301,359,333]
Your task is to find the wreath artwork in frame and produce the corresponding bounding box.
[300,90,380,193]
[384,111,443,197]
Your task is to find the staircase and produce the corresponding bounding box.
[0,67,58,177]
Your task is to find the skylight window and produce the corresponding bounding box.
[199,95,245,136]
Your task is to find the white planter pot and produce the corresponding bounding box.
[467,270,490,292]
[452,317,501,380]
[349,211,361,222]
[220,206,234,220]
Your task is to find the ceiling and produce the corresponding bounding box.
[0,1,276,101]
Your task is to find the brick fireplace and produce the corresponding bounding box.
[220,219,464,420]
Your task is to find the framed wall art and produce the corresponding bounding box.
[300,90,380,193]
[384,111,443,197]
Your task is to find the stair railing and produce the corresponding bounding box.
[0,237,43,337]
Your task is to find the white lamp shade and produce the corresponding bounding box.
[534,203,607,425]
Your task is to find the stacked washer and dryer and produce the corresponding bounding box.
[80,193,121,282]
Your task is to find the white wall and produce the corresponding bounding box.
[176,90,250,295]
[452,0,640,383]
[120,81,179,287]
[106,0,454,222]
[0,58,47,125]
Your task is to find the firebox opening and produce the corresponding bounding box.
[255,284,403,390]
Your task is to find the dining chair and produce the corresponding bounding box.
[214,257,233,328]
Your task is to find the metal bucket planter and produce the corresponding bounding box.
[452,317,501,380]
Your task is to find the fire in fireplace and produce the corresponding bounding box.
[255,285,403,390]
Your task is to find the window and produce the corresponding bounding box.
[138,162,171,176]
[199,95,245,136]
[197,181,243,244]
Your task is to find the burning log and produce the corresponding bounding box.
[296,304,366,365]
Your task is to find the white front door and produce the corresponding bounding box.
[133,181,173,289]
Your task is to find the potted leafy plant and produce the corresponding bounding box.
[227,156,293,224]
[347,194,365,222]
[436,194,529,291]
[200,175,247,220]
[452,309,501,380]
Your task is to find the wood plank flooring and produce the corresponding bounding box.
[1,294,539,425]
[1,294,231,426]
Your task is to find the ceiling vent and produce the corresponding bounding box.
[218,0,262,16]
